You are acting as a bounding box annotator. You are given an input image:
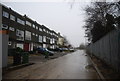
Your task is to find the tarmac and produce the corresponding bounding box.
[3,50,100,79]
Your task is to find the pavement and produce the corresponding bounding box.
[3,50,100,79]
[29,52,70,63]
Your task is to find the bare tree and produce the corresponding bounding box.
[84,1,120,43]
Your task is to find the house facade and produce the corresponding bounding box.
[1,4,60,52]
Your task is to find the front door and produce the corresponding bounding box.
[24,43,29,51]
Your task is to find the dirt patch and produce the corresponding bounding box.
[90,55,120,79]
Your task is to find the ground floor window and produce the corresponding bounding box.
[43,44,46,48]
[16,43,23,49]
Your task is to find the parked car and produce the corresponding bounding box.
[45,48,54,56]
[69,48,75,52]
[59,48,69,52]
[58,48,63,52]
[62,48,69,51]
[47,48,62,52]
[36,48,54,56]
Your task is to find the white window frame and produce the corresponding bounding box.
[43,29,46,32]
[2,24,8,29]
[36,34,38,37]
[43,36,46,42]
[17,18,25,25]
[33,24,35,28]
[39,35,42,43]
[50,39,53,44]
[26,21,32,26]
[3,11,9,18]
[36,26,38,30]
[32,33,35,36]
[16,29,24,41]
[25,31,31,40]
[9,27,15,31]
[39,28,42,31]
[10,14,15,21]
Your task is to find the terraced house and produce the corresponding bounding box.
[1,4,60,52]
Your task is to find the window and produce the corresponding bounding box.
[50,39,53,44]
[43,36,46,42]
[43,29,46,32]
[39,28,42,31]
[17,18,25,25]
[26,21,32,26]
[36,34,38,37]
[53,38,55,43]
[43,44,46,48]
[39,35,42,43]
[10,15,15,21]
[9,27,15,31]
[47,37,50,39]
[25,31,31,40]
[32,33,35,36]
[36,26,38,30]
[16,29,24,41]
[2,24,8,29]
[3,11,9,18]
[16,29,22,36]
[55,35,57,37]
[33,24,35,28]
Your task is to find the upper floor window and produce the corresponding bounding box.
[55,35,57,37]
[17,18,25,25]
[3,11,9,18]
[39,28,42,31]
[43,29,46,32]
[39,35,42,43]
[9,27,15,31]
[43,36,46,42]
[16,29,24,41]
[33,24,35,28]
[10,15,15,21]
[36,34,38,37]
[36,26,38,30]
[50,39,53,44]
[2,24,8,29]
[25,31,31,40]
[53,38,55,43]
[26,21,32,26]
[48,32,50,34]
[32,33,35,36]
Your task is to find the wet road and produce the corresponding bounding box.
[3,50,100,79]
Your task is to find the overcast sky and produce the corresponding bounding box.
[1,1,91,47]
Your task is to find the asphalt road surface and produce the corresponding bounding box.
[3,50,100,79]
